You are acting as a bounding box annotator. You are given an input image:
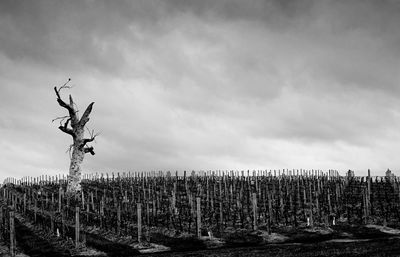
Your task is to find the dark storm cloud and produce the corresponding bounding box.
[0,0,164,76]
[1,0,400,180]
[163,0,314,25]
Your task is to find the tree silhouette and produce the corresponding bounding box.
[53,79,98,194]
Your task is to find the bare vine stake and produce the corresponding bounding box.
[309,185,314,228]
[10,210,15,257]
[58,187,62,212]
[328,187,332,218]
[34,199,37,223]
[315,191,320,223]
[75,206,80,248]
[146,194,150,237]
[0,207,3,232]
[61,207,65,237]
[86,202,89,223]
[23,193,26,214]
[50,210,54,234]
[367,169,371,217]
[219,178,223,230]
[363,188,367,224]
[137,203,142,243]
[268,190,272,234]
[81,190,85,209]
[117,204,121,235]
[252,193,257,230]
[197,197,201,238]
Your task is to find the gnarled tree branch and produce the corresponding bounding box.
[79,102,94,126]
[52,115,69,123]
[84,146,95,155]
[79,128,100,149]
[54,79,79,127]
[69,95,74,109]
[58,118,75,138]
[81,137,95,147]
[59,126,75,137]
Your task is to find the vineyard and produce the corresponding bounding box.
[1,169,400,256]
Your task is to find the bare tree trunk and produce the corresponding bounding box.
[54,81,97,195]
[67,142,85,193]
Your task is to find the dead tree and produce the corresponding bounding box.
[54,79,98,194]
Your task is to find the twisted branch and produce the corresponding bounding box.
[54,78,79,129]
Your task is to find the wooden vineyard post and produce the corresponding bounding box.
[309,195,314,228]
[302,181,307,222]
[34,199,37,223]
[238,180,244,227]
[100,195,105,217]
[75,207,80,249]
[137,203,142,243]
[10,209,16,257]
[172,182,177,215]
[327,187,332,225]
[51,193,54,211]
[50,209,54,235]
[117,204,121,235]
[196,197,201,238]
[45,192,49,210]
[363,187,368,224]
[309,186,314,228]
[40,191,44,213]
[81,190,85,209]
[0,207,3,233]
[86,202,89,223]
[10,192,14,211]
[279,179,284,223]
[268,190,272,235]
[23,193,26,214]
[112,188,117,209]
[219,178,223,231]
[229,181,235,227]
[315,191,320,224]
[146,200,150,239]
[367,169,371,221]
[90,192,95,212]
[58,187,62,213]
[252,193,257,230]
[219,199,223,232]
[211,175,216,223]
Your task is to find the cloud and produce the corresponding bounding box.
[1,0,400,181]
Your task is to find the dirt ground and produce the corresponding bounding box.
[147,237,400,257]
[5,213,400,257]
[0,241,28,257]
[4,230,400,256]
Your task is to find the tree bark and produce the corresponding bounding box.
[67,137,85,193]
[54,83,96,195]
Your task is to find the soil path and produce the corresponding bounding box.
[147,237,400,257]
[85,232,140,257]
[14,219,70,257]
[13,215,140,257]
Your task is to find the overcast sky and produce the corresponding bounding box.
[1,0,400,181]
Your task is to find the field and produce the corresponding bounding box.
[1,170,400,256]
